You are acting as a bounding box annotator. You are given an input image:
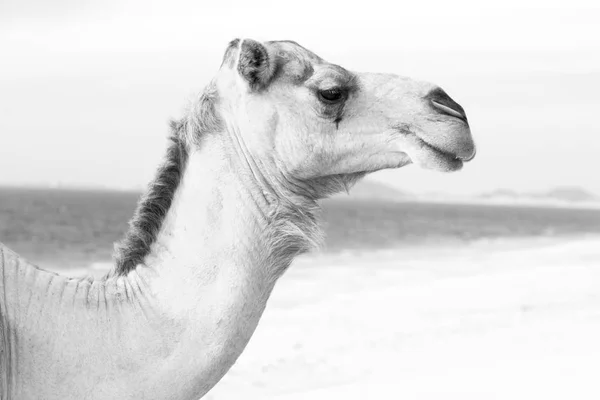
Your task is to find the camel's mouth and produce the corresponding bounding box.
[393,127,475,172]
[415,137,465,172]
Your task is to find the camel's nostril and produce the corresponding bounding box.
[426,88,468,123]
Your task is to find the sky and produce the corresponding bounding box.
[1,0,599,195]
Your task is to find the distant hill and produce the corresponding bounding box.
[479,189,520,199]
[478,187,599,205]
[331,179,411,202]
[531,187,599,203]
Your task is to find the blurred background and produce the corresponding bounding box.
[1,1,599,399]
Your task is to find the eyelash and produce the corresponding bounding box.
[317,88,346,104]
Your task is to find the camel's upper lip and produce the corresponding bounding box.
[459,146,477,162]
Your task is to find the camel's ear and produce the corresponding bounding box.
[236,39,276,90]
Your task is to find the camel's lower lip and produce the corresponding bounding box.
[423,143,464,170]
[413,136,464,171]
[418,134,474,163]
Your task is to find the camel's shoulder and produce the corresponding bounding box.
[0,242,41,276]
[0,242,33,399]
[0,243,12,398]
[0,243,19,271]
[0,308,5,399]
[0,242,41,312]
[0,243,22,266]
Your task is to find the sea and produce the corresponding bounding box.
[1,186,600,273]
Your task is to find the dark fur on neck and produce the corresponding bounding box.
[111,120,189,276]
[110,84,220,277]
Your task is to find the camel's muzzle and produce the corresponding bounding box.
[423,87,476,162]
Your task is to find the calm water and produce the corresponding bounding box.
[1,187,600,269]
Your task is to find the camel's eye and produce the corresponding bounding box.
[318,88,345,104]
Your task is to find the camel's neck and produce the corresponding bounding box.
[144,137,284,301]
[125,135,316,397]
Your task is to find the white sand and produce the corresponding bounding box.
[204,237,600,399]
[74,237,600,399]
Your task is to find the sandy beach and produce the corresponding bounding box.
[188,237,600,399]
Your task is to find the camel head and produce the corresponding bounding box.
[212,39,476,198]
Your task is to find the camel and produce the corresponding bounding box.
[0,39,475,399]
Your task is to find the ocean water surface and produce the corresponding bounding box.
[1,187,599,271]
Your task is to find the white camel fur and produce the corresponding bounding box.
[0,39,475,399]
